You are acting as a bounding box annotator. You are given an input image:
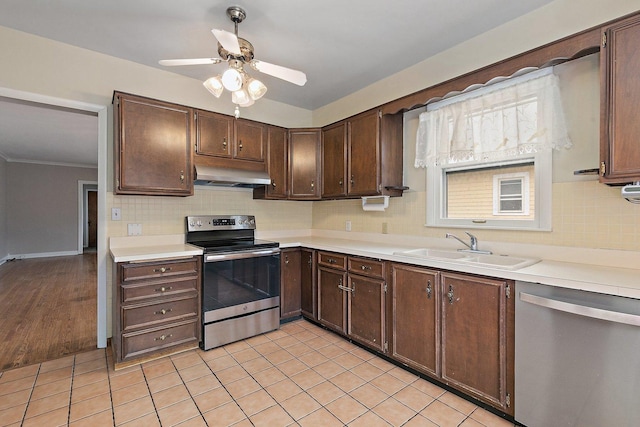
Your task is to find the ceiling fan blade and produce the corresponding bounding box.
[159,58,222,66]
[251,60,307,86]
[212,29,241,55]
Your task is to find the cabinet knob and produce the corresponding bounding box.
[222,138,227,148]
[155,308,173,315]
[447,284,455,304]
[284,255,289,264]
[350,175,355,185]
[180,171,184,183]
[238,141,243,151]
[154,334,173,341]
[360,265,372,271]
[153,267,171,273]
[339,178,343,186]
[311,180,315,189]
[426,281,432,299]
[272,180,277,188]
[155,286,173,293]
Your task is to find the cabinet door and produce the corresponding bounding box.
[300,249,316,320]
[196,110,233,158]
[265,126,288,198]
[348,274,385,353]
[348,110,380,196]
[280,249,301,320]
[317,267,347,334]
[441,273,512,413]
[391,264,439,378]
[289,129,321,200]
[600,15,640,183]
[235,120,266,162]
[322,122,347,198]
[115,93,193,196]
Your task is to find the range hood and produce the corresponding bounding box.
[194,164,271,188]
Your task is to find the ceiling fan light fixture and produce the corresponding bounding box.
[203,76,224,97]
[247,78,267,100]
[221,67,243,91]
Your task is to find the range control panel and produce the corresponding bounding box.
[186,215,256,232]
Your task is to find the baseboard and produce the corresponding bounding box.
[7,250,81,260]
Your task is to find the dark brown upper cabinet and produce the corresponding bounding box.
[254,125,288,199]
[600,14,640,184]
[288,129,321,200]
[113,92,193,196]
[195,110,265,164]
[321,109,404,200]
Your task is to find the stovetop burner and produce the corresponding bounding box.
[185,215,278,253]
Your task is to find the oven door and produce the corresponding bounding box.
[202,247,280,323]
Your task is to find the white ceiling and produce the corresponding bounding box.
[0,0,554,166]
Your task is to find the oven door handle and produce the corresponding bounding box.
[205,248,280,262]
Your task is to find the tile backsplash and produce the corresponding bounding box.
[107,181,639,252]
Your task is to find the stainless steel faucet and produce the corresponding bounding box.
[446,231,492,254]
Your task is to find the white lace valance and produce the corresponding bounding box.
[415,68,572,168]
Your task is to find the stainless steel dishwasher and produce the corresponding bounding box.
[515,281,640,427]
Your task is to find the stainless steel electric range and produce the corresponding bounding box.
[186,215,280,350]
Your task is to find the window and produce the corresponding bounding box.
[416,67,571,231]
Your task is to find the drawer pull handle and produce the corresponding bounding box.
[155,308,173,315]
[447,284,454,305]
[155,286,173,293]
[426,281,432,299]
[328,258,336,264]
[360,265,372,271]
[153,267,172,273]
[155,334,173,341]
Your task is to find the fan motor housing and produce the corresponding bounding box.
[218,38,254,62]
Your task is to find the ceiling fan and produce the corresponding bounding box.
[159,6,307,113]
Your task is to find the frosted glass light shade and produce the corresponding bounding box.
[221,67,243,91]
[247,78,267,100]
[203,76,223,97]
[231,89,250,105]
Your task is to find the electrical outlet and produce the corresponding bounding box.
[111,208,121,221]
[127,223,142,236]
[345,220,352,232]
[382,222,388,234]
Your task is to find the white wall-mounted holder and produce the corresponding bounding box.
[361,195,390,211]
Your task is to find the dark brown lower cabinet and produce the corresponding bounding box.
[280,248,302,320]
[391,264,439,378]
[300,249,316,320]
[317,251,387,353]
[317,266,347,333]
[390,264,514,416]
[441,272,514,414]
[347,274,386,352]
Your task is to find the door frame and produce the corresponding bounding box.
[78,181,98,250]
[0,87,109,349]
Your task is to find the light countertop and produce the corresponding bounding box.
[109,232,640,299]
[275,235,640,300]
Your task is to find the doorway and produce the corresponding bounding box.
[0,87,108,361]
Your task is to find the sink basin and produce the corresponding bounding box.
[464,254,540,270]
[393,248,540,270]
[393,248,469,260]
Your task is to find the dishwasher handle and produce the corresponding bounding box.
[520,292,640,327]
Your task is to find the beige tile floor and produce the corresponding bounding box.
[0,319,516,426]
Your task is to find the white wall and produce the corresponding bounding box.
[6,162,98,257]
[312,0,640,126]
[0,156,7,261]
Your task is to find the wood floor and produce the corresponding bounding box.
[0,253,97,371]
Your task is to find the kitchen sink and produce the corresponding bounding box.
[393,248,540,270]
[393,248,470,260]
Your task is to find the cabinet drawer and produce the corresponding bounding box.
[122,296,198,331]
[348,257,385,278]
[121,319,199,361]
[317,252,347,270]
[121,258,199,282]
[121,276,198,303]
